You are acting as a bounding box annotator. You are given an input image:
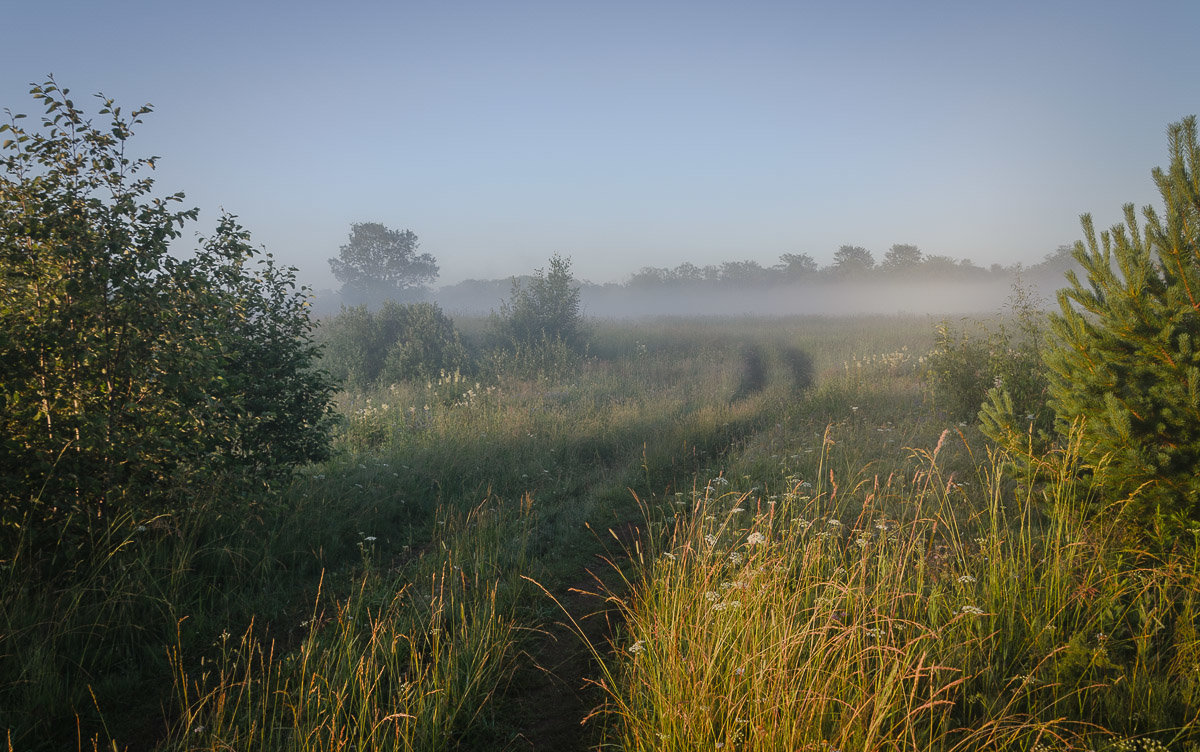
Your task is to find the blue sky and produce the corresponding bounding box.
[3,0,1198,288]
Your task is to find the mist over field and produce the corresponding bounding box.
[315,269,1068,319]
[558,277,1030,318]
[307,236,1079,319]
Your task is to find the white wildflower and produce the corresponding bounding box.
[746,532,766,546]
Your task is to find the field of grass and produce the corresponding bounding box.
[3,314,1199,751]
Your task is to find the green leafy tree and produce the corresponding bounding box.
[498,253,585,350]
[0,79,334,533]
[777,252,818,279]
[1044,116,1200,533]
[719,259,769,284]
[829,244,875,275]
[882,243,923,272]
[328,222,438,306]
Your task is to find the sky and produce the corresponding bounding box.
[3,0,1198,290]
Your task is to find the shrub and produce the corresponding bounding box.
[494,254,586,352]
[320,301,471,387]
[1044,116,1200,535]
[0,80,334,536]
[925,282,1052,440]
[377,301,472,383]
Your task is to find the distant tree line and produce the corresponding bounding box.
[623,243,1077,288]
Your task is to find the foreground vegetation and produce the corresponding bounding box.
[3,82,1198,751]
[5,313,1200,750]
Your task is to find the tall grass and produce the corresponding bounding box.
[10,314,1198,751]
[596,423,1200,751]
[161,494,535,751]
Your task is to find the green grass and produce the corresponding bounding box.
[2,314,1197,751]
[592,412,1200,751]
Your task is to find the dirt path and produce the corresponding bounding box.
[503,519,641,751]
[505,579,615,750]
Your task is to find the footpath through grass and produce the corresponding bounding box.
[2,316,835,751]
[7,314,1198,751]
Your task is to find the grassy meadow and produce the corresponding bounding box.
[3,314,1199,751]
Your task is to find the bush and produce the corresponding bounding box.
[0,80,334,537]
[320,301,471,387]
[1044,116,1200,535]
[494,254,586,352]
[925,282,1053,441]
[377,301,472,383]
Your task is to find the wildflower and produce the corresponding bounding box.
[661,552,677,561]
[730,507,745,513]
[364,536,377,542]
[628,640,645,655]
[827,518,841,527]
[855,536,870,549]
[135,525,147,533]
[728,551,743,565]
[959,605,985,616]
[705,591,720,602]
[746,532,766,546]
[957,574,976,584]
[704,533,718,546]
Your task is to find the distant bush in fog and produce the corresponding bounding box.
[320,301,471,387]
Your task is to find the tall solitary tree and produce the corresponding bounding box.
[1044,116,1200,534]
[329,222,438,306]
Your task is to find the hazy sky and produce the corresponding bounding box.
[3,0,1198,289]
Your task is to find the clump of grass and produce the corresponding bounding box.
[164,570,514,751]
[162,496,535,751]
[595,427,1200,751]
